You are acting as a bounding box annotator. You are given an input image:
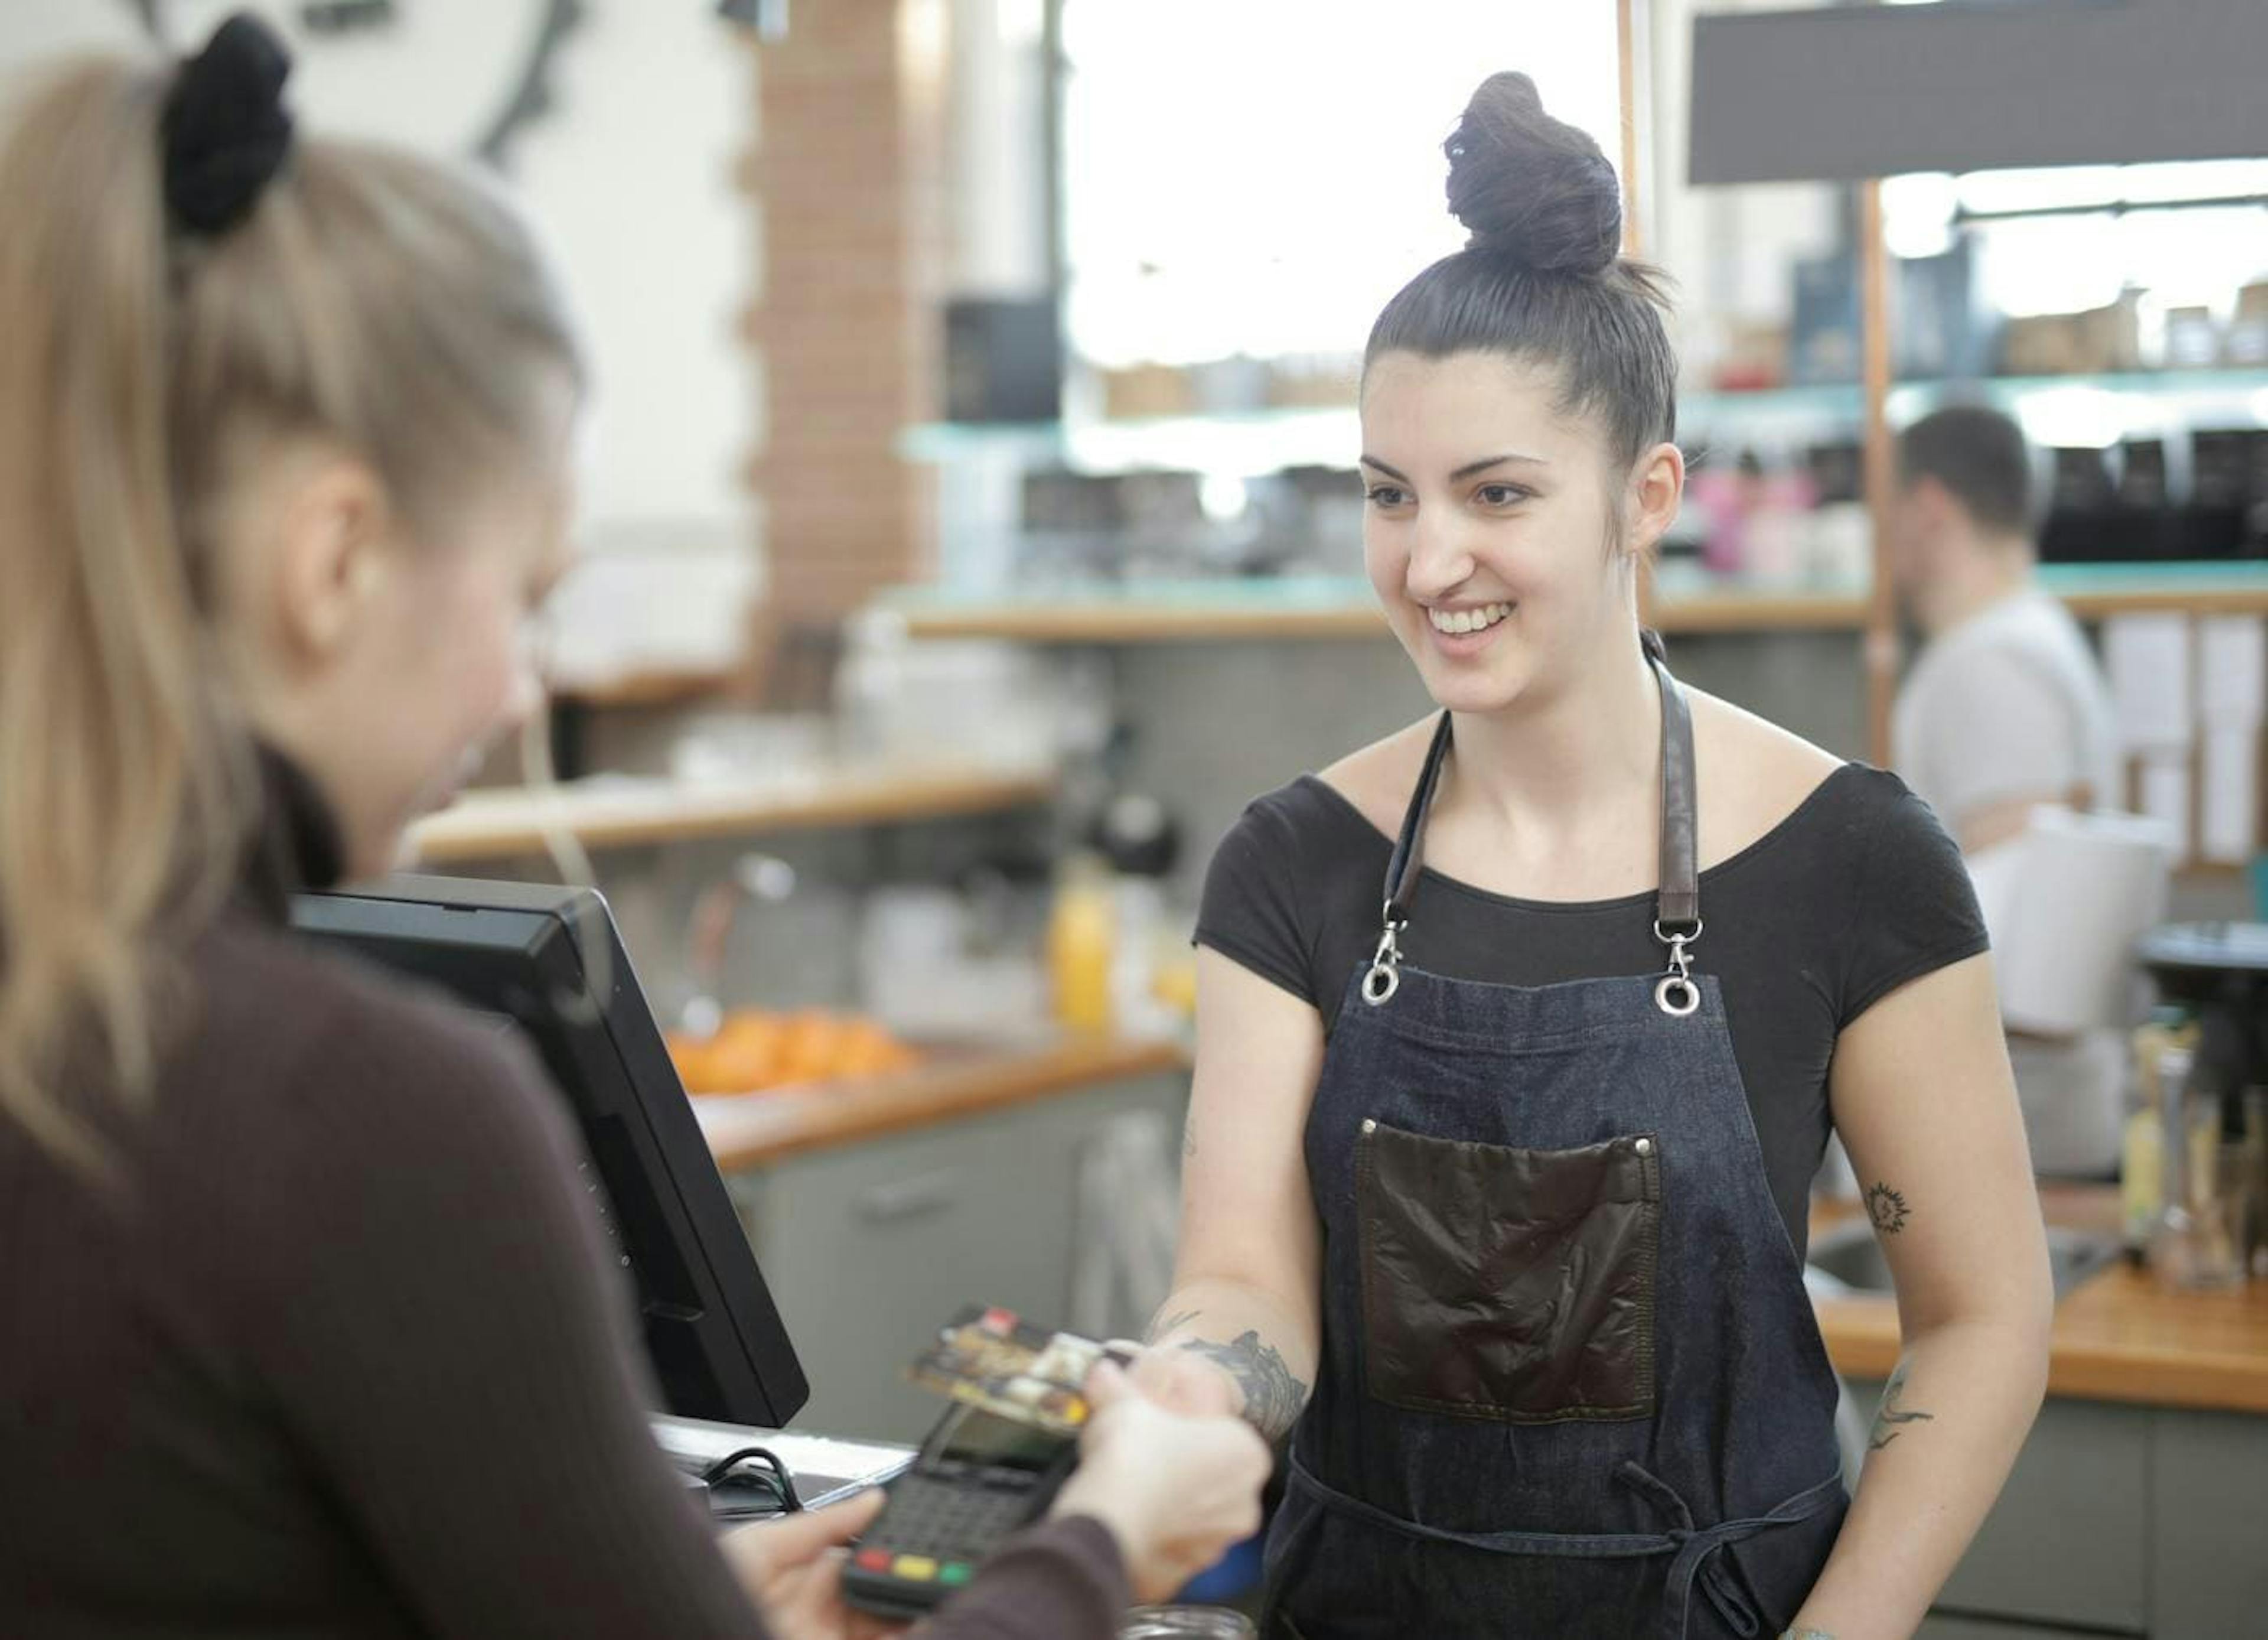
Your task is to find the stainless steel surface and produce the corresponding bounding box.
[1807,1218,2122,1301]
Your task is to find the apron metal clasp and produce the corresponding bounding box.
[1653,918,1702,1019]
[1362,912,1407,1006]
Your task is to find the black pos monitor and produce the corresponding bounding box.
[291,874,809,1429]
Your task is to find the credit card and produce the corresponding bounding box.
[907,1304,1115,1434]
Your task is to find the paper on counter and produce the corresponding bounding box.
[2137,752,2191,860]
[2197,616,2267,728]
[2198,724,2261,865]
[1964,836,2025,954]
[2104,612,2194,751]
[1986,805,2178,1037]
[650,1415,912,1506]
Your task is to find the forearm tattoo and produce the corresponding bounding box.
[1781,1629,1837,1639]
[1177,1329,1308,1440]
[1866,1181,1910,1234]
[1146,1307,1201,1343]
[1868,1361,1935,1451]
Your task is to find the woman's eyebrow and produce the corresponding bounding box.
[1449,452,1551,481]
[1357,452,1552,483]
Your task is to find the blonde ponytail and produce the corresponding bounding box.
[0,61,247,1185]
[0,52,581,1186]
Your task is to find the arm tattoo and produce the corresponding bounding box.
[1178,1329,1307,1441]
[1146,1307,1201,1344]
[1866,1181,1910,1234]
[1182,1115,1198,1161]
[1781,1629,1837,1639]
[1868,1362,1935,1451]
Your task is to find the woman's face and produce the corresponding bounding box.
[346,452,574,871]
[227,393,578,880]
[1358,350,1649,715]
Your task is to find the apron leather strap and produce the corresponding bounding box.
[1382,710,1454,929]
[1648,631,1702,936]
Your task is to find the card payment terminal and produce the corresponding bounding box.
[839,1400,1080,1618]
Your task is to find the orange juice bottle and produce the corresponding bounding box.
[1048,854,1117,1036]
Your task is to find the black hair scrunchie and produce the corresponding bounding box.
[161,11,295,236]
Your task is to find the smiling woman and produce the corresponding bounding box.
[1136,68,2055,1640]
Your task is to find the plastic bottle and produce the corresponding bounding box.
[1048,854,1118,1036]
[2121,1099,2163,1258]
[2124,1011,2185,1254]
[1093,792,1185,1041]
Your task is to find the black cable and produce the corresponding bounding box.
[698,1446,803,1512]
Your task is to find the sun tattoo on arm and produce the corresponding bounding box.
[1866,1181,1910,1235]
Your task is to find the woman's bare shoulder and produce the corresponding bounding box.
[1314,717,1442,840]
[1687,690,1847,867]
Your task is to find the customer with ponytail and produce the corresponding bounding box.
[0,17,1264,1637]
[1140,73,2051,1639]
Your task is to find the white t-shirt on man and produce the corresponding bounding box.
[1893,587,2128,1177]
[1894,587,2123,827]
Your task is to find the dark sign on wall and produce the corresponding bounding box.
[1690,0,2268,186]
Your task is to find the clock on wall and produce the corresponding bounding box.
[123,1,587,169]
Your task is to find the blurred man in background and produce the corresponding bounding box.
[1888,404,2127,1177]
[1889,405,2121,850]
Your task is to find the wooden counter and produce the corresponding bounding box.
[886,588,1870,643]
[692,1034,1191,1169]
[1812,1186,2268,1414]
[552,665,737,710]
[406,766,1055,864]
[880,565,2268,645]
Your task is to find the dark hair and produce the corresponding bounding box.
[1365,72,1676,471]
[1898,405,2033,535]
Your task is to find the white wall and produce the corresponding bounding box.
[0,1,757,553]
[510,4,755,548]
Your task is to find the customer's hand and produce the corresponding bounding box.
[1126,1342,1242,1420]
[722,1489,908,1640]
[1052,1358,1270,1603]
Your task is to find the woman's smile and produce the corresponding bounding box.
[1421,598,1517,656]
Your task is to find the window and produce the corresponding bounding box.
[1058,1,1621,367]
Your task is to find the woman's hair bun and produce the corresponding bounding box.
[1444,71,1621,279]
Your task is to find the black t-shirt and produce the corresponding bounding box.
[1194,762,1987,1256]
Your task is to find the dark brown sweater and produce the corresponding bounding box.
[0,759,1126,1638]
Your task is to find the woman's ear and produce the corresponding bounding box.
[269,454,392,667]
[1623,441,1686,562]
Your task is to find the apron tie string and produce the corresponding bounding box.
[1283,1455,1843,1638]
[1616,1462,1845,1640]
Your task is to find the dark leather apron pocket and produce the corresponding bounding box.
[1356,1121,1661,1423]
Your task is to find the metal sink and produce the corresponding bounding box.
[1805,1217,2122,1302]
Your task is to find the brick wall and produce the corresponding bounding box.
[743,0,945,634]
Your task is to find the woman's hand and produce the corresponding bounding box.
[1051,1359,1271,1603]
[1126,1341,1241,1420]
[721,1489,910,1640]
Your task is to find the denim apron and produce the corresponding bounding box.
[1262,638,1847,1640]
